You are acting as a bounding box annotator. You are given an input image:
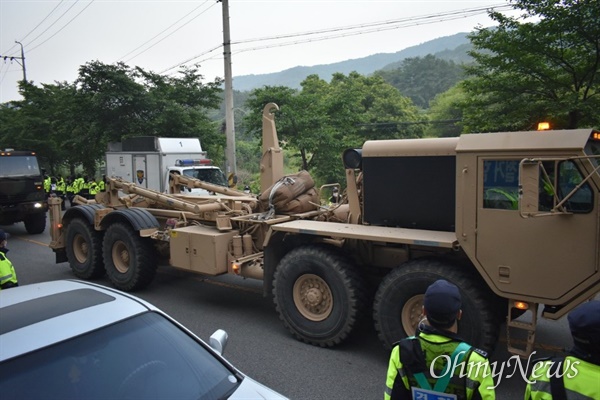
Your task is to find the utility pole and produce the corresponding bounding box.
[15,41,27,82]
[1,41,27,83]
[221,0,237,186]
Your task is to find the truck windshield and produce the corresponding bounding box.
[183,169,227,187]
[0,155,41,178]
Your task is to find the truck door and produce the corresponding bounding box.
[134,155,147,188]
[474,157,599,301]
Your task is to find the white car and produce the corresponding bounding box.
[0,280,287,400]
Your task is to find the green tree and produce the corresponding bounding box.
[375,55,465,109]
[0,81,85,176]
[1,61,225,176]
[463,0,600,131]
[243,72,423,186]
[426,84,466,137]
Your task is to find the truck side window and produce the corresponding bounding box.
[557,161,593,213]
[539,160,593,213]
[483,160,519,210]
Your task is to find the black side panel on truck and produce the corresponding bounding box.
[362,155,456,232]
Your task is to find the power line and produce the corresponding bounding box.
[23,1,81,51]
[28,1,96,53]
[117,0,215,64]
[0,0,66,57]
[164,4,511,74]
[232,4,510,46]
[233,12,492,55]
[159,44,222,75]
[20,1,66,46]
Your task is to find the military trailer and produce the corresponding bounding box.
[49,103,600,355]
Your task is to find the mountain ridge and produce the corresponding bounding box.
[232,32,472,91]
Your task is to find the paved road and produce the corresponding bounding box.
[3,221,581,400]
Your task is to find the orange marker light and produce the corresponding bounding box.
[514,301,529,310]
[537,122,550,131]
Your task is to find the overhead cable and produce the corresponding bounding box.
[0,0,65,57]
[118,0,215,64]
[28,1,96,53]
[166,4,511,73]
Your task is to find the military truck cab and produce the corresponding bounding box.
[0,149,47,234]
[353,129,600,355]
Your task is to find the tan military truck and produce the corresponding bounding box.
[49,103,600,356]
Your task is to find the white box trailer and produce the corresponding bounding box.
[106,137,227,194]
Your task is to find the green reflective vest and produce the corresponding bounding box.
[0,251,18,289]
[525,356,600,400]
[385,331,495,400]
[56,178,66,192]
[44,177,51,193]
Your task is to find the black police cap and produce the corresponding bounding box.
[568,300,600,346]
[424,280,462,325]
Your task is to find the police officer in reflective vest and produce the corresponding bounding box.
[384,280,495,400]
[525,300,600,399]
[0,229,18,290]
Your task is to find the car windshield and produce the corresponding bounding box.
[0,312,240,400]
[183,168,227,187]
[0,155,41,178]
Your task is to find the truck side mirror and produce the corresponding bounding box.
[519,159,540,217]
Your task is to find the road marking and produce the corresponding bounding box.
[16,236,49,247]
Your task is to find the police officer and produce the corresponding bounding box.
[384,279,495,400]
[66,176,76,207]
[56,175,66,210]
[43,175,51,199]
[0,229,18,290]
[525,300,600,399]
[97,176,106,192]
[74,175,85,199]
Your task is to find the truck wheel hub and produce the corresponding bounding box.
[112,241,130,273]
[401,295,424,337]
[293,274,333,322]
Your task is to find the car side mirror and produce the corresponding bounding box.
[209,329,228,355]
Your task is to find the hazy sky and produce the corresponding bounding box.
[0,0,520,103]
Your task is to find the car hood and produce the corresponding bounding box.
[230,376,288,400]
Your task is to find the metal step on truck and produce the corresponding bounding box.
[49,103,600,356]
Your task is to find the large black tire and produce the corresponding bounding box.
[66,218,105,279]
[273,245,368,347]
[373,258,500,354]
[24,213,46,234]
[103,222,157,291]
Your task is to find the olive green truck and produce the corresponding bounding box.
[49,103,600,356]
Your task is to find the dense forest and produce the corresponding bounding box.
[1,0,598,191]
